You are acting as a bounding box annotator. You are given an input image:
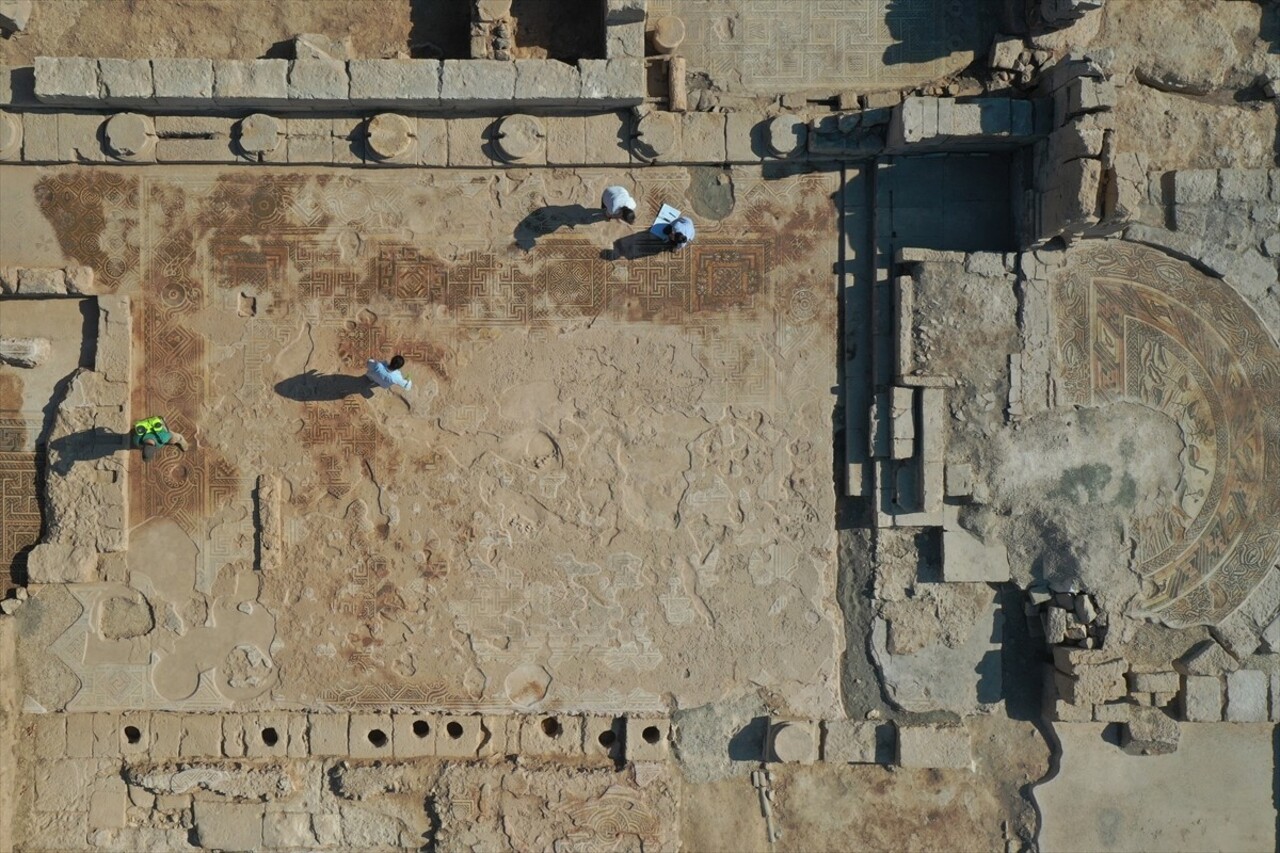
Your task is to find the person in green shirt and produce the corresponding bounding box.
[131,416,188,461]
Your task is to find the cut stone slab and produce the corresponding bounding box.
[213,59,288,105]
[34,56,100,105]
[1225,670,1268,723]
[98,59,154,105]
[1180,675,1223,722]
[287,59,349,106]
[349,59,440,106]
[821,720,892,764]
[441,59,516,106]
[151,59,214,106]
[896,723,971,770]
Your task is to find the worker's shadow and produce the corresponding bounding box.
[47,427,128,477]
[515,204,603,250]
[274,370,374,402]
[604,231,672,261]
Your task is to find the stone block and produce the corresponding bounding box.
[441,59,515,106]
[193,800,265,852]
[1225,670,1268,722]
[349,59,441,106]
[286,713,309,758]
[264,812,317,849]
[582,111,632,164]
[98,59,153,106]
[941,527,1010,583]
[514,59,580,105]
[945,463,973,498]
[0,0,32,33]
[308,714,348,756]
[1055,659,1127,705]
[725,111,763,162]
[151,58,214,106]
[520,714,584,758]
[118,712,150,757]
[1121,707,1180,756]
[392,713,438,758]
[446,116,499,167]
[896,723,971,770]
[179,715,221,758]
[607,20,646,59]
[245,713,289,757]
[65,715,94,758]
[92,713,120,757]
[582,716,624,762]
[56,112,107,163]
[222,715,247,758]
[1219,169,1271,202]
[436,715,485,758]
[1064,77,1116,116]
[625,716,670,762]
[1093,701,1133,723]
[681,111,727,163]
[20,111,57,162]
[89,777,128,830]
[287,58,349,107]
[546,115,585,165]
[578,58,644,104]
[349,713,393,759]
[35,56,100,105]
[416,117,447,166]
[1271,672,1280,722]
[1181,674,1223,722]
[1172,169,1217,205]
[155,136,236,163]
[34,715,67,761]
[285,134,333,164]
[213,59,288,106]
[1127,671,1180,694]
[822,720,893,764]
[17,267,66,295]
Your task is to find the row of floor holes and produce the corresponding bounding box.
[123,719,650,749]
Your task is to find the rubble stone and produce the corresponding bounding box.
[1120,707,1180,756]
[1173,639,1239,676]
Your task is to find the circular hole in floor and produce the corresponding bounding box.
[412,719,431,738]
[446,721,465,740]
[597,729,617,748]
[367,728,388,748]
[642,725,662,745]
[123,725,142,745]
[261,727,279,747]
[540,717,562,738]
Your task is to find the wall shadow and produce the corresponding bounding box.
[46,427,128,477]
[883,0,1004,66]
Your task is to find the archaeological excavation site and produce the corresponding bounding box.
[0,0,1278,850]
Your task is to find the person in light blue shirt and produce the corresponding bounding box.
[366,354,412,391]
[663,215,695,249]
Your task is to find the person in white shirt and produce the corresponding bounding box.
[601,185,637,224]
[663,215,695,249]
[366,354,412,391]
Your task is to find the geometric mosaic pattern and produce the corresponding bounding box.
[1051,240,1280,627]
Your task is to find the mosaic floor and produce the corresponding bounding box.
[1049,241,1280,627]
[13,164,844,716]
